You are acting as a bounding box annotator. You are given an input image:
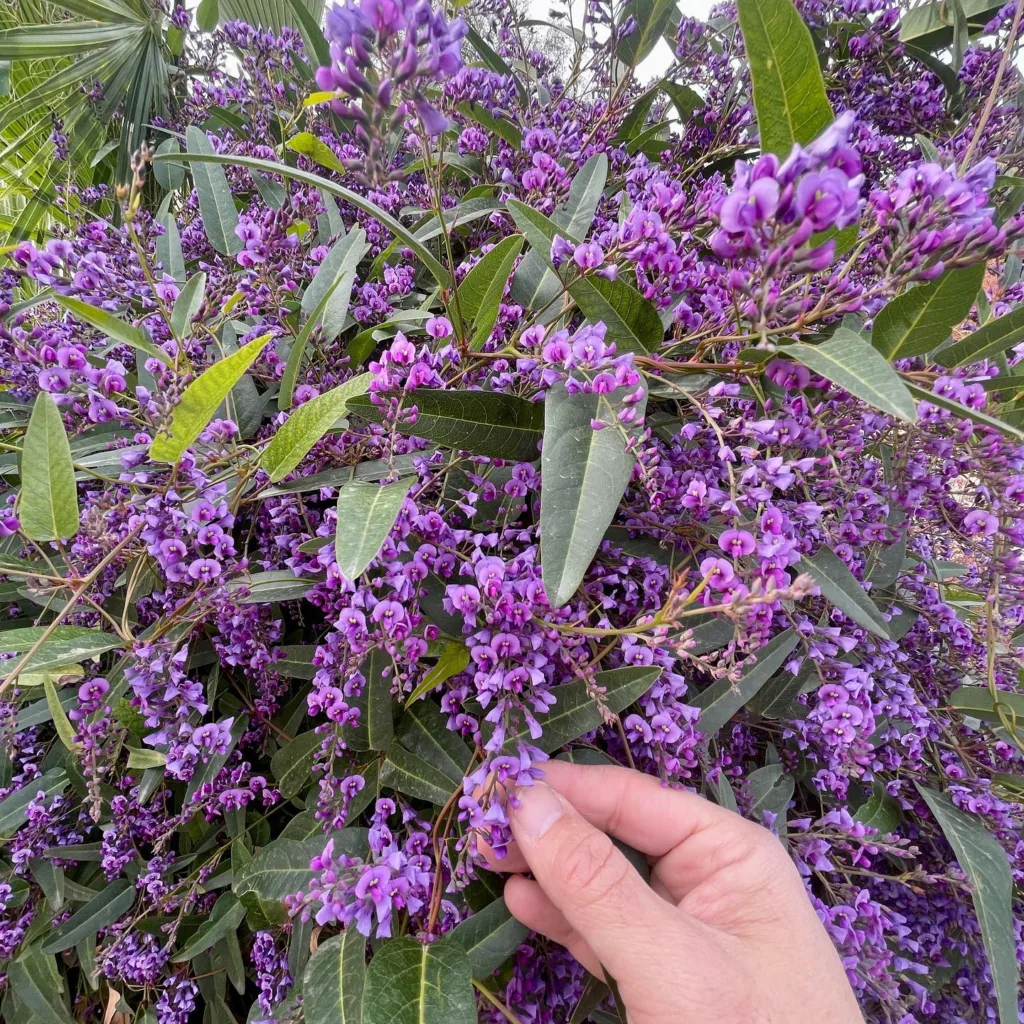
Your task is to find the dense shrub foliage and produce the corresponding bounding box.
[0,0,1023,1021]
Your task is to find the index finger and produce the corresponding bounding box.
[482,760,736,871]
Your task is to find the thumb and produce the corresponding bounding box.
[509,780,687,980]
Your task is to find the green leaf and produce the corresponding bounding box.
[615,0,678,65]
[905,381,1024,440]
[343,648,395,751]
[615,90,657,142]
[949,685,1024,723]
[41,879,134,954]
[154,137,185,190]
[334,477,415,582]
[661,81,704,121]
[43,678,79,752]
[899,0,1004,50]
[197,0,219,32]
[262,373,372,482]
[786,329,918,422]
[567,274,663,354]
[456,101,522,148]
[172,893,246,962]
[234,838,319,920]
[540,380,647,607]
[301,228,367,341]
[557,153,608,241]
[871,265,985,360]
[916,785,1017,1024]
[54,295,169,366]
[271,730,321,799]
[19,392,79,542]
[745,764,794,824]
[347,390,543,461]
[938,303,1024,367]
[126,747,167,769]
[854,781,901,834]
[380,744,455,805]
[156,207,186,283]
[304,929,366,1024]
[361,937,476,1024]
[0,22,130,57]
[406,642,470,706]
[154,149,453,288]
[458,234,524,350]
[185,126,241,257]
[736,0,835,156]
[30,857,65,912]
[797,546,890,637]
[0,625,104,652]
[949,0,968,70]
[170,272,207,339]
[499,666,663,753]
[0,769,68,838]
[227,569,312,604]
[287,131,345,174]
[396,700,472,785]
[6,949,74,1024]
[150,332,272,462]
[450,897,528,978]
[691,629,800,736]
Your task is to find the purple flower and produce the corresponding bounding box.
[718,529,756,558]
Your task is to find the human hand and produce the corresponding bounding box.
[486,761,864,1024]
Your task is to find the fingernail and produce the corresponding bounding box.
[513,781,563,838]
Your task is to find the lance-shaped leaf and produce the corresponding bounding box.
[54,295,169,365]
[6,949,74,1024]
[361,937,476,1024]
[615,0,678,66]
[156,207,186,283]
[797,546,890,637]
[234,838,319,920]
[541,380,648,607]
[498,666,662,753]
[342,648,395,751]
[153,150,453,287]
[457,234,524,350]
[737,0,834,156]
[43,678,79,752]
[304,929,366,1024]
[691,630,800,737]
[155,137,185,191]
[786,330,918,422]
[280,233,367,409]
[557,153,609,240]
[150,332,272,462]
[507,198,660,353]
[396,699,472,785]
[916,786,1017,1024]
[871,265,985,360]
[854,781,901,834]
[347,390,544,461]
[938,303,1024,367]
[457,101,522,147]
[287,131,345,174]
[450,897,528,978]
[334,477,415,583]
[405,641,470,706]
[379,744,455,805]
[185,126,241,256]
[0,628,121,676]
[41,879,135,954]
[949,685,1024,723]
[171,893,246,962]
[270,730,321,799]
[906,381,1024,440]
[262,373,372,482]
[745,764,795,824]
[0,768,67,838]
[300,227,367,341]
[170,272,206,338]
[20,392,79,542]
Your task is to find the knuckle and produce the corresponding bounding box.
[557,830,629,908]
